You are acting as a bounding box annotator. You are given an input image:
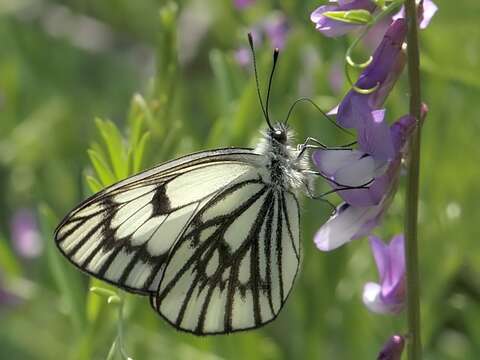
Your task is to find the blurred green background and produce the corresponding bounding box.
[0,0,479,359]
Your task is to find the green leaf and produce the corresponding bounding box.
[0,233,22,277]
[132,131,151,173]
[95,118,128,180]
[159,1,178,29]
[128,94,147,148]
[87,149,116,187]
[86,278,118,324]
[322,10,373,25]
[85,175,103,193]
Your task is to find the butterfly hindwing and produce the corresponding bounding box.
[150,179,301,335]
[54,149,263,295]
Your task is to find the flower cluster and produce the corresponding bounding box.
[309,0,437,353]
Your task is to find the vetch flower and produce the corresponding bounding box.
[263,12,289,49]
[10,209,43,258]
[233,0,255,9]
[337,18,407,161]
[314,114,417,251]
[234,47,251,67]
[314,111,413,206]
[377,334,405,360]
[310,0,376,38]
[363,235,405,314]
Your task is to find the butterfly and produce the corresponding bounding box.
[54,35,338,335]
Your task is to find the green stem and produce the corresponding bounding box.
[404,1,422,359]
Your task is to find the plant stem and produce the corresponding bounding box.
[404,0,423,359]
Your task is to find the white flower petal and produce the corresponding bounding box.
[314,150,363,176]
[314,204,380,251]
[363,282,391,314]
[334,155,376,186]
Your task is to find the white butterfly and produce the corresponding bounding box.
[54,38,332,335]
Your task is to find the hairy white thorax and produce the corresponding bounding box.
[254,124,312,191]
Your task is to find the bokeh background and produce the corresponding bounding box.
[0,0,479,359]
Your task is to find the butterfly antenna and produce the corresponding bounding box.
[284,97,353,136]
[265,48,279,129]
[248,33,274,131]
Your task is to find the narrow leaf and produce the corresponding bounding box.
[132,131,151,173]
[87,149,115,187]
[0,233,22,277]
[95,118,127,180]
[85,175,103,193]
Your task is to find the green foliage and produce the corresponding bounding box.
[0,0,479,359]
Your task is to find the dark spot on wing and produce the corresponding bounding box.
[151,186,171,215]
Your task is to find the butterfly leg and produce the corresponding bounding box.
[303,172,374,215]
[303,181,337,214]
[303,170,374,189]
[296,137,356,160]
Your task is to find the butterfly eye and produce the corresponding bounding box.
[273,130,287,143]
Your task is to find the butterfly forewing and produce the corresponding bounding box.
[54,149,263,295]
[150,180,301,335]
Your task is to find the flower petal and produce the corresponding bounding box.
[419,0,438,29]
[310,5,360,37]
[393,0,438,30]
[390,115,416,153]
[334,154,376,186]
[377,335,405,360]
[363,282,403,314]
[369,235,389,281]
[314,149,390,207]
[362,282,391,313]
[313,149,375,183]
[310,0,376,37]
[315,203,381,251]
[381,234,405,298]
[357,109,395,161]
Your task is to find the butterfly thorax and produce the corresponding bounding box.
[254,123,311,191]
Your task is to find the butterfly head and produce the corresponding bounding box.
[270,122,288,145]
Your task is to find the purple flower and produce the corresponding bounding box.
[313,114,416,251]
[393,0,438,30]
[337,18,407,161]
[234,0,255,9]
[377,335,405,360]
[314,111,414,206]
[264,12,289,49]
[311,0,437,38]
[310,0,376,38]
[10,209,43,258]
[234,12,289,67]
[363,235,405,314]
[234,47,251,67]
